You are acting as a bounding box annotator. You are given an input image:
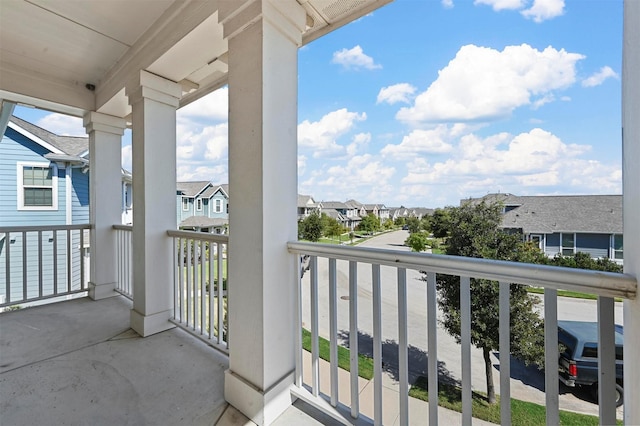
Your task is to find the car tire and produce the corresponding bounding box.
[591,383,624,407]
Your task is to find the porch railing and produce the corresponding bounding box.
[0,224,91,309]
[287,241,637,426]
[168,230,228,354]
[113,225,133,299]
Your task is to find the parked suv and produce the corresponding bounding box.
[558,320,624,407]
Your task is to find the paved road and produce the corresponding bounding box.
[301,230,623,418]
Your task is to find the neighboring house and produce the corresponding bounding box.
[297,194,319,219]
[177,181,229,234]
[320,201,361,231]
[0,115,131,301]
[465,193,624,263]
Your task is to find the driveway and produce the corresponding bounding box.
[301,230,623,418]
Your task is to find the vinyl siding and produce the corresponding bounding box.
[576,233,610,259]
[0,129,66,226]
[71,169,89,224]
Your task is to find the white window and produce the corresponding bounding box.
[215,199,222,213]
[196,198,203,211]
[182,197,189,211]
[613,234,623,260]
[561,233,575,256]
[17,162,58,210]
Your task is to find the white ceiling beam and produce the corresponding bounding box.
[95,0,219,112]
[0,62,94,116]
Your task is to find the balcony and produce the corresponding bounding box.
[1,224,637,425]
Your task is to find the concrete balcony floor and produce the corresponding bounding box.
[0,296,335,426]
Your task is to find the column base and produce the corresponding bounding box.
[88,282,118,300]
[224,369,295,425]
[130,308,174,337]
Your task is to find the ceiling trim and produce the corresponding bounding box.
[96,0,219,112]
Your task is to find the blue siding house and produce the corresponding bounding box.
[177,181,229,233]
[467,193,624,263]
[0,115,130,304]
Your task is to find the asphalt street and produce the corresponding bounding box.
[300,230,624,418]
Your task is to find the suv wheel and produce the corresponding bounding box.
[591,383,624,407]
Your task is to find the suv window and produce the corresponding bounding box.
[581,342,624,360]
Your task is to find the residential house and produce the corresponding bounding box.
[0,114,131,302]
[320,201,361,230]
[177,181,229,234]
[465,193,624,262]
[297,194,319,219]
[0,1,637,424]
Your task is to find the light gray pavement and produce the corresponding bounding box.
[300,230,624,420]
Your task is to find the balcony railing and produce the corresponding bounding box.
[113,224,133,299]
[168,230,229,354]
[287,241,637,426]
[0,224,90,309]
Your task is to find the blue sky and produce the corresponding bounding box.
[13,0,623,208]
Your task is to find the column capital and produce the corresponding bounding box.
[126,70,181,108]
[219,0,306,46]
[83,111,126,136]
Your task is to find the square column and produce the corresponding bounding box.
[220,1,306,424]
[126,71,182,337]
[623,1,640,422]
[84,112,126,300]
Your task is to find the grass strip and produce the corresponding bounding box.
[409,376,621,425]
[526,287,623,302]
[301,328,374,380]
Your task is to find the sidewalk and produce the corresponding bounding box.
[299,351,495,425]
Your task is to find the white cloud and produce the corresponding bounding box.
[176,122,228,163]
[121,144,132,172]
[474,0,525,11]
[298,108,367,158]
[475,0,564,22]
[331,45,382,71]
[177,87,228,122]
[376,83,417,105]
[396,44,584,124]
[177,164,227,183]
[37,113,84,136]
[298,155,307,176]
[381,126,453,158]
[347,132,371,157]
[582,66,619,87]
[521,0,565,23]
[399,127,619,199]
[442,0,454,9]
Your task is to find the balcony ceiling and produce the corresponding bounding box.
[0,0,391,118]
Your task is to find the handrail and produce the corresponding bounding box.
[0,224,91,232]
[113,224,132,231]
[287,241,637,299]
[167,229,229,244]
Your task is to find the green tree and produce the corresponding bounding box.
[299,212,323,242]
[394,216,406,226]
[357,214,380,234]
[431,208,453,238]
[406,216,421,234]
[322,214,345,240]
[549,251,622,272]
[383,218,395,230]
[405,232,428,252]
[420,215,432,233]
[433,201,544,404]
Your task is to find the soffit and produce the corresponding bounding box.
[0,0,391,118]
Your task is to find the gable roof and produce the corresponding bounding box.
[177,181,211,197]
[179,216,228,229]
[321,201,349,209]
[469,194,623,234]
[298,194,317,208]
[200,184,229,199]
[9,116,87,157]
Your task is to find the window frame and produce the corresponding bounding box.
[215,199,222,213]
[561,232,575,256]
[17,162,58,211]
[196,198,203,211]
[613,234,623,260]
[182,197,190,211]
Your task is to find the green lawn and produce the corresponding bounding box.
[409,376,621,425]
[301,328,373,380]
[526,286,623,302]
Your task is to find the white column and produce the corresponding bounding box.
[220,1,305,424]
[84,112,126,300]
[126,71,181,337]
[623,1,640,422]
